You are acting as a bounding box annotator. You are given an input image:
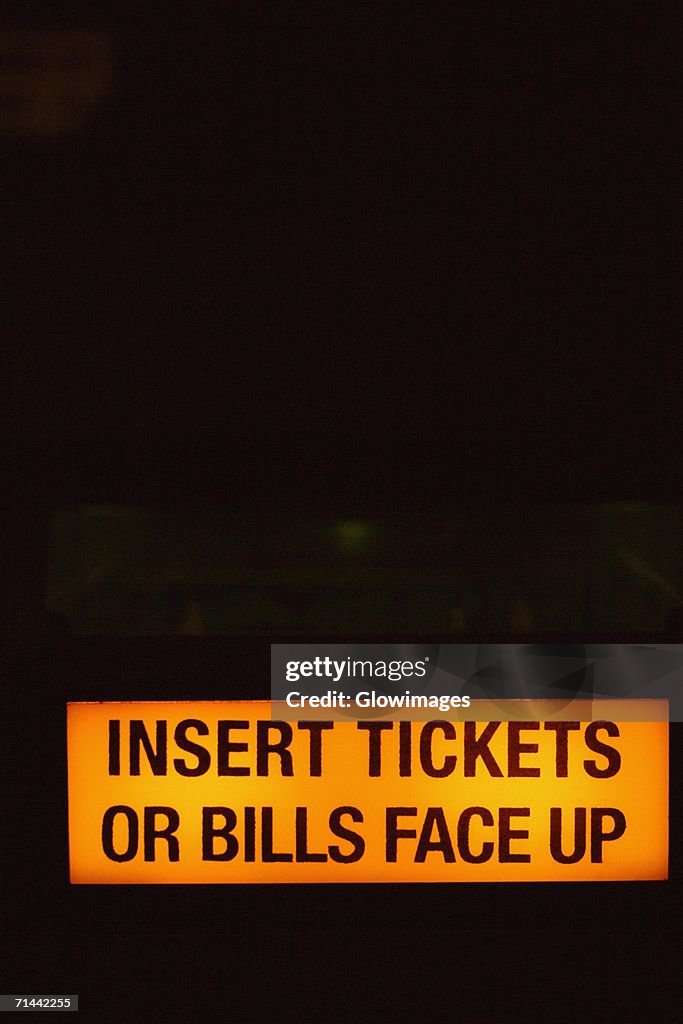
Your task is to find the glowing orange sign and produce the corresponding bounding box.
[67,701,668,883]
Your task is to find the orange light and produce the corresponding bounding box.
[67,701,668,883]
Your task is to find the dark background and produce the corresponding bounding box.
[2,4,681,1021]
[4,3,681,518]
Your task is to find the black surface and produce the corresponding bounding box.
[4,5,682,513]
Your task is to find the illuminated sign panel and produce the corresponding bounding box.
[67,701,668,883]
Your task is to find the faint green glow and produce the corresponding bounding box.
[332,520,374,554]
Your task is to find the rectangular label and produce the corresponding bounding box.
[0,997,78,1011]
[67,701,668,883]
[272,643,683,719]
